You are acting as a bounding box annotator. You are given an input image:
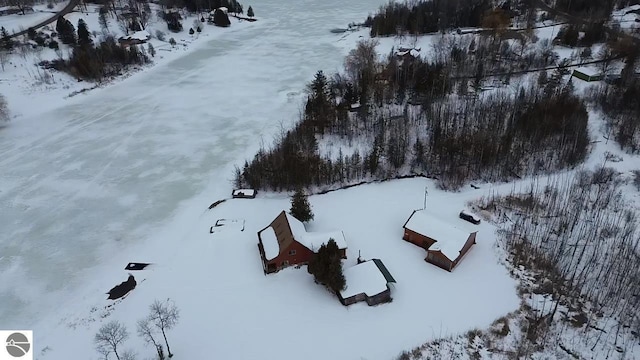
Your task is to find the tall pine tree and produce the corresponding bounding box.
[308,239,346,294]
[289,188,314,222]
[247,6,254,17]
[1,27,13,50]
[77,19,92,48]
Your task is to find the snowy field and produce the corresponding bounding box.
[33,178,519,360]
[0,2,69,34]
[0,0,394,337]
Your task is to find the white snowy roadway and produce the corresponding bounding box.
[0,0,390,329]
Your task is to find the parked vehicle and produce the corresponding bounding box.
[459,210,481,225]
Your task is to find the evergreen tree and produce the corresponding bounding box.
[1,27,12,50]
[308,239,346,293]
[77,19,92,48]
[56,17,76,45]
[289,188,314,222]
[27,27,37,40]
[247,6,254,17]
[213,9,231,27]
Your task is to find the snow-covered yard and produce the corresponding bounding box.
[0,2,69,34]
[34,178,519,360]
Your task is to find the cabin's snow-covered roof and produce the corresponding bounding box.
[404,210,472,261]
[259,226,280,261]
[122,30,150,41]
[574,66,601,77]
[340,260,389,299]
[300,230,347,252]
[233,189,255,196]
[285,213,348,251]
[396,49,420,57]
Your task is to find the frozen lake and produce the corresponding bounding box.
[0,0,387,328]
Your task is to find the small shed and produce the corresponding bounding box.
[572,67,603,82]
[402,209,477,271]
[339,259,396,306]
[232,189,257,199]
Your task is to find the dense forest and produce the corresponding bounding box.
[235,35,590,191]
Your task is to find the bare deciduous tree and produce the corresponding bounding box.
[0,50,8,72]
[148,299,180,358]
[137,318,165,360]
[94,320,129,360]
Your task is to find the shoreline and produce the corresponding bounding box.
[0,15,265,123]
[1,16,268,330]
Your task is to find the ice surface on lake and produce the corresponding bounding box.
[0,0,388,327]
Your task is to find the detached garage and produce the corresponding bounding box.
[402,210,477,272]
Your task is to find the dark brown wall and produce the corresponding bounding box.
[425,251,453,272]
[403,229,436,249]
[340,287,391,306]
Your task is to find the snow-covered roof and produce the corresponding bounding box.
[232,189,255,196]
[396,49,420,57]
[285,213,348,251]
[126,30,150,41]
[259,226,280,261]
[217,6,228,12]
[340,260,389,299]
[573,67,601,77]
[404,210,473,261]
[300,230,347,252]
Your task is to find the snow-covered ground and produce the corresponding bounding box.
[0,2,69,34]
[32,178,519,360]
[0,0,528,348]
[0,4,250,120]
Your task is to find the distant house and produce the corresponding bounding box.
[118,30,150,46]
[232,189,256,199]
[572,67,603,82]
[339,258,396,306]
[257,211,347,274]
[402,210,477,272]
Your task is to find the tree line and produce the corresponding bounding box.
[48,16,149,81]
[591,41,640,152]
[364,0,494,36]
[235,36,590,191]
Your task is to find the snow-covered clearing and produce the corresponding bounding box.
[34,178,519,360]
[0,2,69,34]
[0,4,249,120]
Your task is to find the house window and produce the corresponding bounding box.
[289,250,296,256]
[282,261,289,267]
